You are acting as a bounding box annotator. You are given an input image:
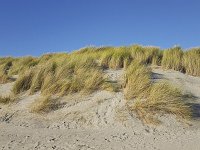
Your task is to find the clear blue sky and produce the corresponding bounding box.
[0,0,200,57]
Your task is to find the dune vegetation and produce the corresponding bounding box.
[161,47,183,71]
[0,95,16,104]
[0,57,13,83]
[183,48,200,76]
[30,95,59,113]
[1,45,199,79]
[124,63,191,124]
[0,45,198,123]
[0,96,11,104]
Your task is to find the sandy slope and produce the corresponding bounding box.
[0,68,200,150]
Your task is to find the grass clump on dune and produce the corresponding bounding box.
[132,82,191,124]
[161,47,183,71]
[123,62,151,100]
[130,45,161,65]
[108,47,132,69]
[183,48,200,76]
[73,46,97,54]
[38,53,68,66]
[42,57,108,96]
[8,56,38,75]
[0,74,10,84]
[30,95,58,113]
[0,58,13,83]
[12,55,114,97]
[124,63,191,124]
[99,45,161,69]
[0,94,17,104]
[98,47,132,69]
[0,95,12,104]
[12,62,57,95]
[12,69,34,95]
[99,47,115,68]
[30,63,57,94]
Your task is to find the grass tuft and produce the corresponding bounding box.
[0,58,13,83]
[124,62,191,124]
[130,45,160,65]
[30,63,57,94]
[0,96,12,104]
[0,95,17,104]
[131,82,191,124]
[0,74,10,84]
[183,48,200,76]
[12,69,34,95]
[8,56,38,75]
[123,63,151,100]
[30,96,57,113]
[161,47,183,71]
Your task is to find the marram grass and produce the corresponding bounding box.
[161,47,183,71]
[12,69,34,95]
[8,56,38,75]
[132,82,191,124]
[1,45,200,80]
[0,95,12,104]
[30,95,57,113]
[0,45,195,122]
[123,62,151,100]
[124,62,191,124]
[0,95,17,104]
[0,57,13,83]
[12,56,115,97]
[183,48,200,76]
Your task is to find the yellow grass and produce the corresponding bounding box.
[161,47,183,71]
[0,94,17,104]
[41,64,107,96]
[30,96,58,113]
[0,74,10,84]
[12,54,114,96]
[30,63,57,94]
[132,82,191,124]
[0,45,195,119]
[0,57,13,83]
[0,95,12,104]
[8,56,38,75]
[130,45,160,65]
[108,47,132,69]
[12,69,34,95]
[124,62,191,124]
[183,48,200,76]
[123,62,151,99]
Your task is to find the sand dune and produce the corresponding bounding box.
[0,68,200,150]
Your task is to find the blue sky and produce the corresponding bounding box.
[0,0,200,57]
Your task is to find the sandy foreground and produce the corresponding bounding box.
[0,68,200,150]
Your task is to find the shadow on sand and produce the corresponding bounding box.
[183,94,200,120]
[151,72,164,80]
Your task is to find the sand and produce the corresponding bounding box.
[0,68,200,150]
